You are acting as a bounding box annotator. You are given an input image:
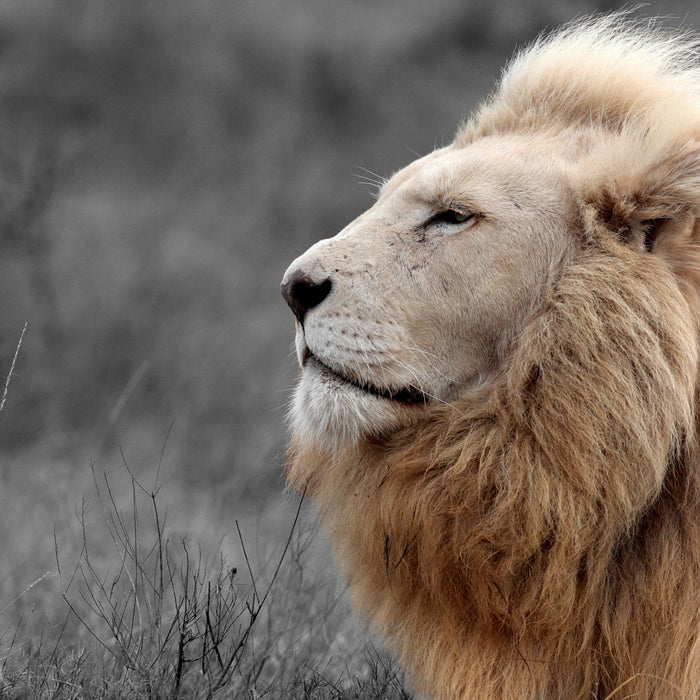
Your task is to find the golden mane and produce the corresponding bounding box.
[458,14,700,143]
[285,14,700,699]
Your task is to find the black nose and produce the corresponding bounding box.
[281,270,332,323]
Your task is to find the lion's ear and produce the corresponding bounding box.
[577,135,700,253]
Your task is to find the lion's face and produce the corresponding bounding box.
[282,136,576,444]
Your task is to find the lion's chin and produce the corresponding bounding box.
[290,356,428,450]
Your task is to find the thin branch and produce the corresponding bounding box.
[0,322,27,414]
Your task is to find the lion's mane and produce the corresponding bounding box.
[287,15,700,699]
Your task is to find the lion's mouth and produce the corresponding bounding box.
[303,349,429,405]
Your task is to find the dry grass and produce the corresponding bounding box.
[0,459,412,699]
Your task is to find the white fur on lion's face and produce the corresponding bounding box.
[283,137,575,446]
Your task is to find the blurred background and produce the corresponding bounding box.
[1,0,699,633]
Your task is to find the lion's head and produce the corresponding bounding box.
[281,14,700,700]
[283,136,576,446]
[282,16,700,454]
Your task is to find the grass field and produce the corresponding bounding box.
[0,449,411,698]
[2,1,698,697]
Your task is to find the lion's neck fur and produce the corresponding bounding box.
[287,239,700,698]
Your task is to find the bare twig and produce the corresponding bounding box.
[0,322,27,414]
[105,360,150,429]
[0,570,51,616]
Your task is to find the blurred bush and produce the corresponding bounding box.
[1,0,695,503]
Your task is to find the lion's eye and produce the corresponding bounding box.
[417,208,479,241]
[427,209,476,228]
[430,209,474,226]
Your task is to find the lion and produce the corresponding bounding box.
[281,14,700,700]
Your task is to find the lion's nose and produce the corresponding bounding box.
[281,270,332,323]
